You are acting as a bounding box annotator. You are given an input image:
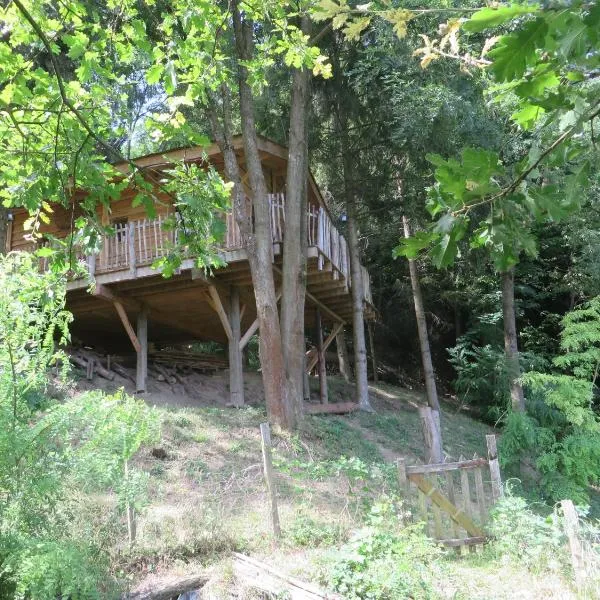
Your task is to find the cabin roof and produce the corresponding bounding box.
[113,134,330,214]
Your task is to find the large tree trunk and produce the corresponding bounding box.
[336,328,352,382]
[280,16,310,421]
[502,268,525,412]
[346,208,372,411]
[231,4,293,429]
[337,101,371,411]
[402,217,440,412]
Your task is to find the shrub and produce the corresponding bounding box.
[486,490,568,573]
[322,497,441,599]
[288,515,345,547]
[0,253,159,598]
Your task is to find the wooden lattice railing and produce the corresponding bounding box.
[29,193,373,303]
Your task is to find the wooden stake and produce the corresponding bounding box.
[315,309,328,404]
[260,422,281,539]
[136,306,148,393]
[86,357,95,380]
[486,434,503,502]
[561,499,586,592]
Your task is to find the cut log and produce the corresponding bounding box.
[232,553,342,599]
[303,402,358,415]
[123,573,209,600]
[70,354,115,381]
[112,362,135,382]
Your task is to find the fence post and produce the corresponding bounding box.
[486,434,503,501]
[561,499,585,591]
[397,457,407,491]
[260,422,281,540]
[419,406,443,463]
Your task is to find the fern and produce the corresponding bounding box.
[501,296,600,502]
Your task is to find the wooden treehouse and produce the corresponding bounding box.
[7,136,375,408]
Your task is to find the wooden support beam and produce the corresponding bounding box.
[207,284,233,341]
[239,317,259,351]
[93,284,200,341]
[307,322,343,372]
[228,286,244,407]
[113,300,141,353]
[238,289,282,350]
[273,266,345,324]
[315,309,328,405]
[136,305,148,392]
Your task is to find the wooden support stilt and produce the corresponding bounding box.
[260,422,281,539]
[303,341,311,402]
[136,305,148,393]
[367,321,378,383]
[315,309,328,404]
[228,286,244,407]
[307,322,343,372]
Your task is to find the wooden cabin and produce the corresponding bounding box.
[6,135,374,406]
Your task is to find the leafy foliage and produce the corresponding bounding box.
[486,490,568,573]
[322,497,441,600]
[500,297,600,502]
[0,254,159,598]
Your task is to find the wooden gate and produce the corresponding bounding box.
[397,434,502,548]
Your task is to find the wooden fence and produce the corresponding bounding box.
[397,434,502,548]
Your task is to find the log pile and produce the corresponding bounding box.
[149,349,228,373]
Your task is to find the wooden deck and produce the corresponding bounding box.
[65,192,374,351]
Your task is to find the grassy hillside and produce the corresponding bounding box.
[96,377,589,599]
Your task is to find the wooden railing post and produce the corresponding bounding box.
[87,253,96,278]
[128,221,137,277]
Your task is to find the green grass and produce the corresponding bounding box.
[120,383,582,599]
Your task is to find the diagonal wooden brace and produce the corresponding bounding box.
[307,322,343,372]
[238,288,282,351]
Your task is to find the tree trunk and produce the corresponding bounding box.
[280,15,310,421]
[347,209,372,411]
[402,216,440,412]
[337,101,371,412]
[336,328,352,382]
[231,2,293,429]
[502,268,525,412]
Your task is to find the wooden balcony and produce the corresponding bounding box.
[83,193,373,306]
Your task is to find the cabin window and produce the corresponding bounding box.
[111,218,128,242]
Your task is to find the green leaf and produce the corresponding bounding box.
[430,233,458,268]
[393,231,437,259]
[146,64,163,85]
[164,61,178,94]
[489,17,549,81]
[463,4,539,33]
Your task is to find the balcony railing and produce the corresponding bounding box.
[34,193,372,304]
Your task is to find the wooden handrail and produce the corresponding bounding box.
[406,457,488,475]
